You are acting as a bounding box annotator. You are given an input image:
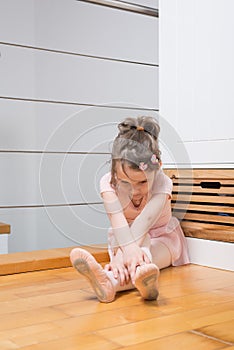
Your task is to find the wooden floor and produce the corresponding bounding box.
[0,263,233,350]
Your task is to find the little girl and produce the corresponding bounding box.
[70,116,189,302]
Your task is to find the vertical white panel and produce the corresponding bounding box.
[160,0,234,270]
[160,0,234,165]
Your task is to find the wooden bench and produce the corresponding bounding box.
[0,245,109,276]
[0,222,10,234]
[164,168,234,243]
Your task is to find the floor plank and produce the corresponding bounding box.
[18,334,119,350]
[196,319,234,344]
[95,302,234,346]
[0,264,233,349]
[119,331,227,350]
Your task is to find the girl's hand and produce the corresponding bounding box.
[122,244,151,283]
[104,249,130,286]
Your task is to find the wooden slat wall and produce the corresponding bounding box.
[164,169,234,242]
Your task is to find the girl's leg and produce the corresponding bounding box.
[106,263,159,301]
[105,270,135,292]
[70,247,152,301]
[150,239,172,269]
[133,240,172,300]
[134,234,160,300]
[107,235,159,300]
[106,245,135,292]
[70,238,163,303]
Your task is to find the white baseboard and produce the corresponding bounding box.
[186,237,234,271]
[0,234,8,254]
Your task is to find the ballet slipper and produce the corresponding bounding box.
[70,248,115,303]
[134,263,159,300]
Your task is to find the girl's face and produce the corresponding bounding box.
[115,161,155,200]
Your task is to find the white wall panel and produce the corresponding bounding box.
[0,235,8,254]
[0,99,159,152]
[0,205,109,253]
[0,0,158,64]
[160,0,234,165]
[187,238,234,271]
[0,153,111,206]
[181,140,234,167]
[126,0,158,8]
[175,0,234,142]
[0,100,80,151]
[0,154,38,206]
[161,141,234,168]
[0,45,158,109]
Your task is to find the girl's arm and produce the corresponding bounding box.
[102,191,168,281]
[101,191,135,248]
[104,248,130,286]
[102,191,151,280]
[130,192,168,245]
[102,191,168,247]
[120,193,168,281]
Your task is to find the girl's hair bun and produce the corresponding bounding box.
[118,118,137,134]
[140,116,160,140]
[118,116,160,139]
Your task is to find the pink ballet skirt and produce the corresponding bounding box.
[148,203,190,266]
[107,202,190,267]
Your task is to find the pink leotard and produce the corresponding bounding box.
[100,168,190,266]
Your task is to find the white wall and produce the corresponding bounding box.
[159,0,234,168]
[159,0,234,270]
[0,0,159,252]
[126,0,158,8]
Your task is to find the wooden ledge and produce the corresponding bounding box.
[0,244,109,276]
[0,222,10,234]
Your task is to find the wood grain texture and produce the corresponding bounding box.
[164,168,234,242]
[0,245,109,276]
[0,264,233,349]
[0,222,10,234]
[164,168,234,180]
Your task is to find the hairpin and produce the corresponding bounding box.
[151,154,158,164]
[136,126,144,131]
[139,154,158,171]
[139,162,148,171]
